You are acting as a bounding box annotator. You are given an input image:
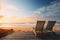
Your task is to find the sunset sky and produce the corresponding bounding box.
[0,0,60,25]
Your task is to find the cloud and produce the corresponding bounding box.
[0,3,18,10]
[33,1,60,22]
[0,2,37,24]
[0,2,32,18]
[0,2,19,17]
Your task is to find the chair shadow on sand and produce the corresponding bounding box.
[33,21,60,39]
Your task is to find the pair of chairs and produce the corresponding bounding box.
[33,21,56,38]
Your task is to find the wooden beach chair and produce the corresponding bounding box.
[33,21,45,38]
[45,21,56,37]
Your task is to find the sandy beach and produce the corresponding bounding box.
[0,25,60,40]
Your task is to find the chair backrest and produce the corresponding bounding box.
[46,21,56,31]
[35,21,45,32]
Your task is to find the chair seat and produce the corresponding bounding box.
[35,31,46,38]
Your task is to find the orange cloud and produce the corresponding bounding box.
[18,17,37,23]
[0,15,3,19]
[0,16,46,23]
[0,16,38,23]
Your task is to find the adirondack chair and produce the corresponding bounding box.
[45,21,56,37]
[33,21,45,38]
